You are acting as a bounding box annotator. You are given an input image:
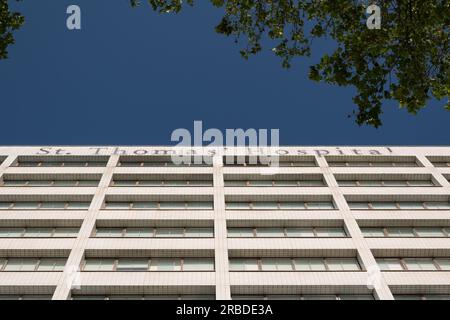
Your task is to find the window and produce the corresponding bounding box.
[228,228,255,238]
[95,228,124,237]
[315,228,347,237]
[116,259,148,271]
[387,227,415,237]
[182,258,214,271]
[0,202,90,210]
[0,258,66,272]
[337,180,434,187]
[149,258,181,271]
[261,258,293,271]
[435,258,450,270]
[37,259,66,271]
[2,180,99,187]
[361,228,385,237]
[17,161,107,167]
[126,228,154,237]
[348,201,450,210]
[329,161,417,167]
[0,295,52,300]
[184,228,214,238]
[113,180,212,187]
[224,180,325,187]
[154,228,183,237]
[229,259,259,271]
[403,258,437,271]
[293,258,326,271]
[285,228,315,237]
[0,228,78,238]
[256,228,285,237]
[104,202,213,210]
[83,259,115,271]
[395,295,450,300]
[232,294,373,300]
[377,259,404,271]
[326,258,360,271]
[225,201,334,210]
[414,228,446,237]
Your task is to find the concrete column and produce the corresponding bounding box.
[52,155,118,300]
[212,156,231,299]
[316,156,395,300]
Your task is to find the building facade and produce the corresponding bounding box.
[0,146,450,300]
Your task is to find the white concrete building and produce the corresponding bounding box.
[0,146,449,300]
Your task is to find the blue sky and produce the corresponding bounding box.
[0,0,448,146]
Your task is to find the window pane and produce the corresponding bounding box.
[279,202,305,210]
[302,295,337,300]
[228,228,254,238]
[361,228,385,237]
[139,180,162,186]
[185,228,213,238]
[27,180,53,186]
[387,227,415,237]
[261,258,293,271]
[398,202,424,209]
[382,180,408,187]
[348,202,369,209]
[0,228,23,237]
[149,258,181,271]
[37,259,66,271]
[414,228,445,237]
[338,181,357,187]
[408,180,434,187]
[133,202,158,209]
[435,258,450,270]
[252,202,278,210]
[285,228,314,237]
[95,228,123,237]
[77,181,99,187]
[4,258,38,271]
[13,202,40,209]
[340,295,374,300]
[358,181,383,186]
[83,259,115,271]
[273,181,297,187]
[299,180,325,187]
[159,202,185,209]
[293,258,326,271]
[188,181,212,186]
[67,202,90,209]
[154,228,183,237]
[327,258,360,271]
[187,202,213,210]
[51,181,76,187]
[53,228,79,237]
[377,258,404,271]
[249,181,273,187]
[266,295,300,300]
[256,228,285,237]
[126,228,154,237]
[183,258,214,271]
[425,202,450,210]
[104,202,130,209]
[113,181,138,186]
[371,202,398,210]
[0,202,12,209]
[163,181,188,186]
[307,202,334,210]
[226,202,250,209]
[229,259,259,271]
[25,228,53,237]
[40,202,66,209]
[404,258,437,271]
[315,228,346,237]
[117,259,148,271]
[394,295,423,300]
[224,181,247,187]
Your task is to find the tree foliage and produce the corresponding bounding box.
[0,0,24,59]
[134,0,450,127]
